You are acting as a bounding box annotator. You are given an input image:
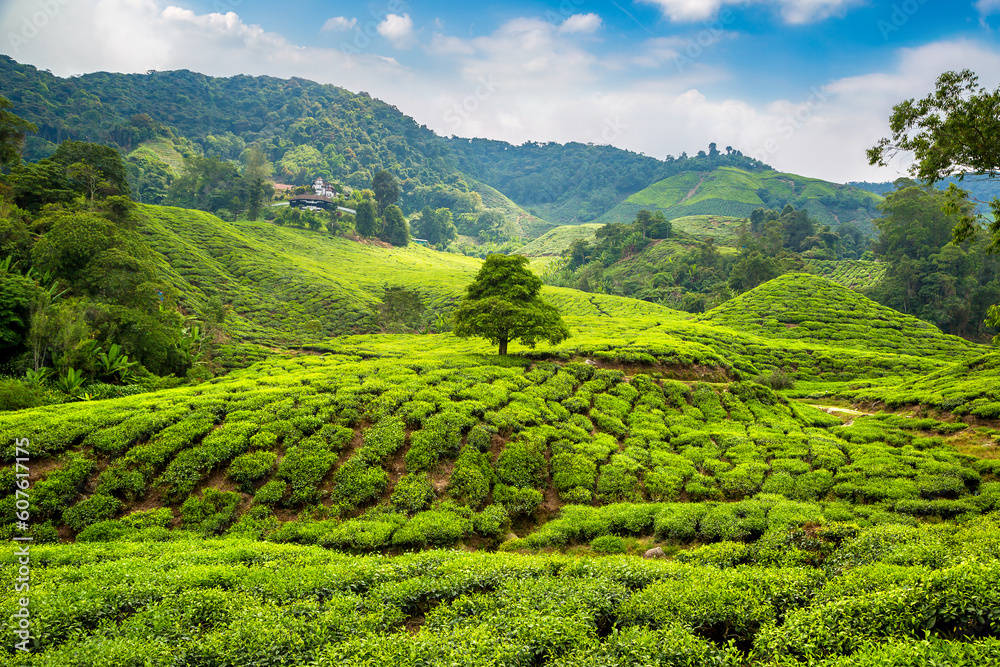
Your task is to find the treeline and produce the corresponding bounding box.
[868,180,1000,339]
[548,204,859,313]
[0,57,452,192]
[0,143,210,408]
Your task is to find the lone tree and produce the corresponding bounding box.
[382,204,409,247]
[453,254,569,355]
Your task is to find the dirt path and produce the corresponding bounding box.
[678,175,707,205]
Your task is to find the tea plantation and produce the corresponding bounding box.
[2,205,999,666]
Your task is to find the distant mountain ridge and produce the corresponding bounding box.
[3,56,881,238]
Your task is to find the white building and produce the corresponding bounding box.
[312,177,337,198]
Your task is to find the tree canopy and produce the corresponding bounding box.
[372,170,400,216]
[453,254,569,355]
[867,69,1000,250]
[869,69,1000,337]
[0,95,36,171]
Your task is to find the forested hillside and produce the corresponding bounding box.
[1,56,881,236]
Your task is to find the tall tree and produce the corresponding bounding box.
[355,199,378,237]
[382,204,409,247]
[453,254,569,355]
[50,141,131,198]
[242,145,273,221]
[869,69,1000,335]
[867,69,1000,248]
[371,170,399,216]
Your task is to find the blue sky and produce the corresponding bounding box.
[2,0,1000,182]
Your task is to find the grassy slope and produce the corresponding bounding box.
[696,273,980,360]
[468,179,558,239]
[593,167,882,227]
[666,215,748,246]
[134,138,187,173]
[804,259,886,292]
[839,351,1000,417]
[141,204,483,345]
[515,224,603,257]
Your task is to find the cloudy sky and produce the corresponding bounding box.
[2,0,1000,182]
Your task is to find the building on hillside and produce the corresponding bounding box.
[412,238,429,246]
[312,177,337,198]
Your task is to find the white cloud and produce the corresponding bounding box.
[321,16,357,32]
[377,13,415,49]
[558,13,602,34]
[638,0,863,24]
[977,0,1000,15]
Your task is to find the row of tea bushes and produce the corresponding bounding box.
[3,514,999,666]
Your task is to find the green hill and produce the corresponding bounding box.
[696,273,979,359]
[595,167,882,229]
[515,224,603,257]
[139,205,482,346]
[665,214,749,246]
[804,259,886,292]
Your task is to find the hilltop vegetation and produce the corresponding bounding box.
[597,166,882,230]
[696,273,979,359]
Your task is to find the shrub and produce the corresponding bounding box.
[590,534,626,554]
[676,541,750,567]
[447,446,493,509]
[473,504,509,538]
[597,464,641,502]
[228,450,278,492]
[277,446,337,505]
[391,473,435,513]
[551,453,597,492]
[391,508,472,548]
[120,507,173,529]
[181,488,241,535]
[0,378,43,411]
[495,442,547,488]
[253,479,286,505]
[654,504,711,541]
[493,484,542,516]
[330,457,388,507]
[76,519,135,543]
[62,494,123,532]
[559,486,593,504]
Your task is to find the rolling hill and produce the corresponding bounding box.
[594,166,882,230]
[695,273,979,359]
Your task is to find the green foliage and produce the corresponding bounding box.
[391,473,436,513]
[227,450,277,492]
[590,534,626,554]
[493,483,543,515]
[453,254,569,355]
[62,493,122,532]
[180,488,241,535]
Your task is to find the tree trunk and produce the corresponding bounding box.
[498,336,508,356]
